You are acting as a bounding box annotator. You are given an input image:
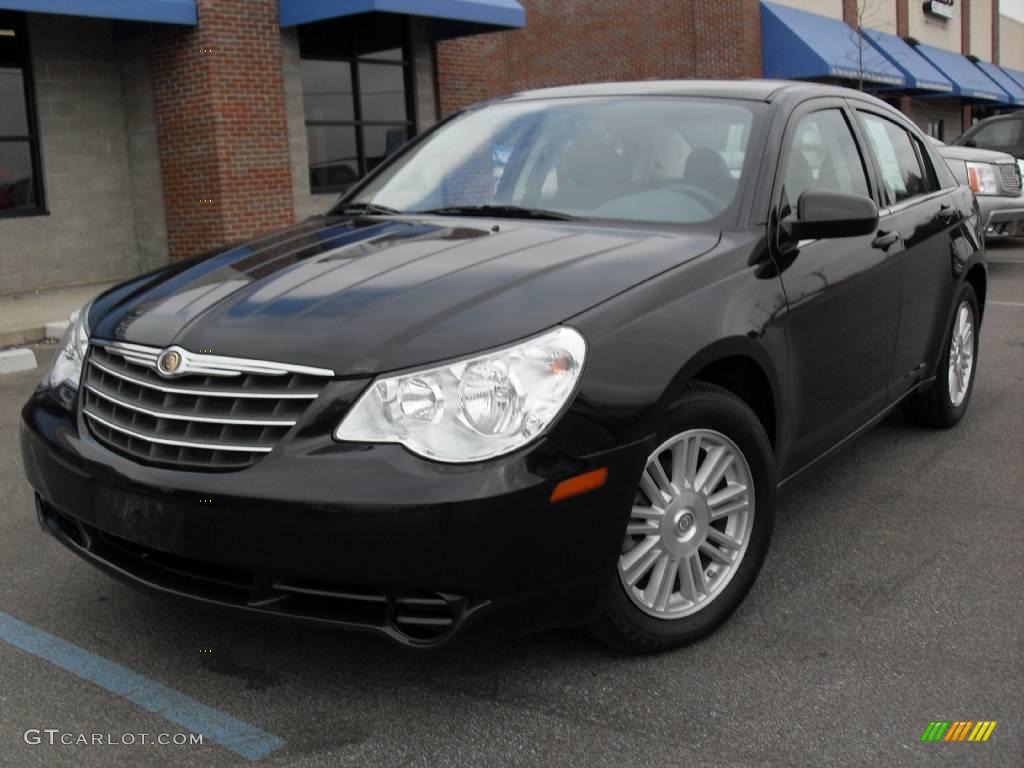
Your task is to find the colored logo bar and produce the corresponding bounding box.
[921,721,997,742]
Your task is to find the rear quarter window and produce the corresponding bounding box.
[967,118,1021,150]
[859,113,929,205]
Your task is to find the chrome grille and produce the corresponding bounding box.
[998,163,1022,195]
[82,341,334,471]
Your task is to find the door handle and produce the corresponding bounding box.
[871,230,900,250]
[938,204,959,223]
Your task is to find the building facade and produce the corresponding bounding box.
[0,0,1021,296]
[439,1,1022,138]
[0,0,525,294]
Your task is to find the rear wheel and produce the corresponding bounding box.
[591,383,774,654]
[903,284,979,428]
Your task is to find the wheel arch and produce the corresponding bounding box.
[661,338,782,451]
[964,262,987,323]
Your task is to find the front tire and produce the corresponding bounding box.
[591,383,775,654]
[903,284,979,429]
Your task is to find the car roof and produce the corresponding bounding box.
[498,79,892,106]
[966,112,1022,125]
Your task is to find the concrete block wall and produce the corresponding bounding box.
[120,36,170,274]
[281,28,331,223]
[908,98,966,140]
[0,14,167,296]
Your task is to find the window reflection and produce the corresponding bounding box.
[0,12,42,215]
[299,22,414,194]
[306,125,359,191]
[0,67,28,135]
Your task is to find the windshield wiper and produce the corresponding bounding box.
[335,202,403,216]
[419,205,578,221]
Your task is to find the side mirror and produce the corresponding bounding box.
[782,190,879,241]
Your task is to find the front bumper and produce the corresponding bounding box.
[20,391,648,648]
[978,195,1024,238]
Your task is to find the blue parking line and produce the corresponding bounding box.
[0,612,286,761]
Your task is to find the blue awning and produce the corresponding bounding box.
[761,2,904,87]
[1005,67,1024,90]
[0,0,195,25]
[280,0,525,30]
[862,28,952,93]
[974,60,1024,106]
[910,43,1006,102]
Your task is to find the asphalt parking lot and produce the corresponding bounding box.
[1,243,1021,768]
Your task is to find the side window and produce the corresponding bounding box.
[914,136,942,192]
[967,119,1020,150]
[783,109,870,206]
[859,113,928,204]
[927,140,958,189]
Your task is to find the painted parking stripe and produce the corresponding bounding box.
[0,612,285,761]
[988,301,1024,307]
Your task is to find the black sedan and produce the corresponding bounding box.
[21,80,985,652]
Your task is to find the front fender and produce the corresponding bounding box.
[547,231,788,458]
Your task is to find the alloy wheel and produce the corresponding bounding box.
[948,301,975,408]
[618,428,755,619]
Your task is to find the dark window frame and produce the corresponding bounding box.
[0,10,46,218]
[855,110,932,207]
[911,135,942,193]
[777,105,874,211]
[299,22,417,195]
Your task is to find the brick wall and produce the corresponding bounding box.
[436,0,762,117]
[150,0,293,260]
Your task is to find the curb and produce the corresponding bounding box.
[0,327,45,349]
[44,320,70,340]
[0,347,38,375]
[0,320,67,350]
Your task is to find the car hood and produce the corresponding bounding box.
[939,145,1016,164]
[91,216,718,375]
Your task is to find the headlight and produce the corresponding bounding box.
[965,162,998,195]
[335,327,587,463]
[46,302,91,394]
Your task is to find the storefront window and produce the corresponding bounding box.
[299,18,414,194]
[0,12,44,216]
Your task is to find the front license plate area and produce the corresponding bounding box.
[91,485,186,552]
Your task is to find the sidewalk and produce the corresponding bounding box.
[0,282,116,349]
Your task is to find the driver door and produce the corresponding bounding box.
[770,100,902,475]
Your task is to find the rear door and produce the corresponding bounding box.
[770,99,901,474]
[854,108,960,397]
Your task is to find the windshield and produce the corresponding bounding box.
[344,97,760,225]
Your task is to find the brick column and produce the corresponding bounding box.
[150,0,294,260]
[895,0,911,116]
[961,0,972,132]
[842,0,858,26]
[896,0,909,36]
[992,0,1000,63]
